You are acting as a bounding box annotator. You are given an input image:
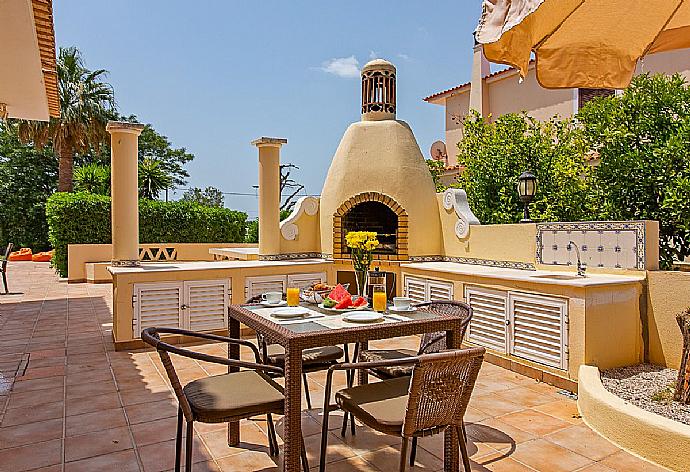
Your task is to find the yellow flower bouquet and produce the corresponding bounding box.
[345,231,379,295]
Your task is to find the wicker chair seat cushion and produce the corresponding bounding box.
[266,344,344,367]
[183,370,284,422]
[335,376,411,435]
[358,349,418,378]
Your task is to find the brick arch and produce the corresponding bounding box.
[332,192,409,261]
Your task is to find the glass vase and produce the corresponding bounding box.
[354,269,368,297]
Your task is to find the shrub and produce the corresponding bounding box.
[456,112,593,224]
[578,73,690,268]
[46,192,248,276]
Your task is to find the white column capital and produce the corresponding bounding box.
[251,137,287,148]
[107,121,145,136]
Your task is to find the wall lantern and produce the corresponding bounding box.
[517,171,537,223]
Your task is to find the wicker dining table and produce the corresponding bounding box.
[226,302,467,472]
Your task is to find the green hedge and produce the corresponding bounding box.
[46,192,248,276]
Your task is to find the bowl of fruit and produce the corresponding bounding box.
[300,282,350,305]
[319,283,369,311]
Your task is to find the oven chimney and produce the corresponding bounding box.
[361,59,396,121]
[252,137,287,258]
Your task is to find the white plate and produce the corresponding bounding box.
[318,302,368,312]
[343,311,384,323]
[389,306,417,313]
[271,307,310,319]
[261,300,287,307]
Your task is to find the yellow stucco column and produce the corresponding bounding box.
[107,121,145,267]
[251,137,287,257]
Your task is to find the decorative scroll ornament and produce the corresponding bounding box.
[443,188,480,239]
[280,196,319,241]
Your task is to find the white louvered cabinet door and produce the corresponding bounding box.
[133,282,183,338]
[184,280,230,332]
[509,292,568,370]
[465,286,509,353]
[245,275,287,301]
[428,279,454,301]
[287,272,327,290]
[403,276,427,303]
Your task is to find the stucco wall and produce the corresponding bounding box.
[647,270,690,369]
[444,92,470,167]
[637,48,690,81]
[437,195,537,264]
[280,209,321,254]
[486,72,574,121]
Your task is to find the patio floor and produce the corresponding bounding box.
[0,262,666,472]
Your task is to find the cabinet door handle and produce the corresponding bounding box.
[181,304,188,310]
[505,319,510,326]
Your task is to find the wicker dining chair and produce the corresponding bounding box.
[319,348,485,472]
[348,300,473,462]
[141,327,309,472]
[1,243,13,294]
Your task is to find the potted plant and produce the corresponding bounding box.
[345,231,379,296]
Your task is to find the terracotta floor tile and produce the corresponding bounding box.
[119,384,175,406]
[360,442,443,471]
[575,464,616,472]
[66,391,122,416]
[471,393,526,418]
[1,400,63,426]
[64,448,140,472]
[65,407,128,436]
[545,425,619,461]
[0,418,64,448]
[131,416,180,447]
[417,431,496,462]
[533,400,582,425]
[467,418,536,452]
[495,387,555,408]
[498,409,572,436]
[66,379,117,400]
[64,426,133,462]
[138,438,210,472]
[0,438,63,471]
[215,449,279,472]
[472,451,537,471]
[201,422,271,459]
[125,398,178,425]
[11,376,63,393]
[599,451,669,471]
[510,439,592,472]
[301,430,357,465]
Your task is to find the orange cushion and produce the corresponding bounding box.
[9,249,33,261]
[32,252,52,262]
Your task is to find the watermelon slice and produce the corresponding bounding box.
[327,284,350,302]
[335,297,353,310]
[352,296,368,307]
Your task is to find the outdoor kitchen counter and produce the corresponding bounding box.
[400,261,645,287]
[107,258,329,274]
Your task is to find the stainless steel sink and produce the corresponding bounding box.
[531,274,584,280]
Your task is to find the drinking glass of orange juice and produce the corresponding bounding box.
[372,284,387,312]
[286,284,300,307]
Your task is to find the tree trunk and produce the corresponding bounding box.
[57,143,74,192]
[674,311,690,404]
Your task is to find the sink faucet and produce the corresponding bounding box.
[568,241,586,277]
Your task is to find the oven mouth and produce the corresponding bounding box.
[341,201,398,255]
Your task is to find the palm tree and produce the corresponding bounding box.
[73,163,111,195]
[16,47,115,192]
[139,157,173,199]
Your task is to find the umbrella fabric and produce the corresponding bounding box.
[476,0,690,89]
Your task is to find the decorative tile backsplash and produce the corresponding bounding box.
[536,222,646,270]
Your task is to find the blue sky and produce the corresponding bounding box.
[54,1,482,218]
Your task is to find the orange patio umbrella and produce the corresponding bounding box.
[475,0,690,89]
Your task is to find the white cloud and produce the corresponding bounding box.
[319,56,360,78]
[369,50,380,60]
[397,53,411,61]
